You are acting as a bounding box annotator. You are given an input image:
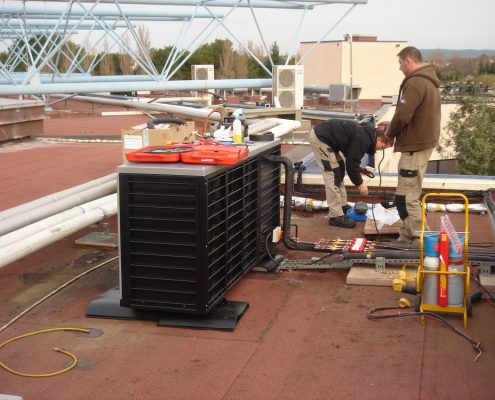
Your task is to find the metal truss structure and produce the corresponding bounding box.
[0,0,367,96]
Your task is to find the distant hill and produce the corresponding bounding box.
[421,49,495,59]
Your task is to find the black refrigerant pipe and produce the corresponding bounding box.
[264,154,330,253]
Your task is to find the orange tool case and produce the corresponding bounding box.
[181,143,249,165]
[126,141,249,165]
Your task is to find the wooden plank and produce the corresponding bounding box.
[364,218,401,236]
[480,275,495,293]
[346,265,417,287]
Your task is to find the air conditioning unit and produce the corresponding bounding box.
[191,64,214,81]
[272,65,304,109]
[191,65,214,98]
[117,141,281,315]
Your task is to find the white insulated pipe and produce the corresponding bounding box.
[0,194,116,249]
[0,173,116,221]
[264,119,302,138]
[0,200,117,270]
[0,179,116,237]
[70,94,225,121]
[246,119,280,134]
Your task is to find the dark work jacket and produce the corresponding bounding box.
[387,65,441,152]
[313,119,376,186]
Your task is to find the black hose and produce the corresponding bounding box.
[264,154,339,253]
[368,306,482,361]
[147,118,185,129]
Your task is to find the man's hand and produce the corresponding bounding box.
[357,183,369,196]
[378,121,394,146]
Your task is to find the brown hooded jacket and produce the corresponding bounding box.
[387,64,441,152]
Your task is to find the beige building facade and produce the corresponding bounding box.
[300,36,408,100]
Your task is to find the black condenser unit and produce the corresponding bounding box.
[118,140,281,315]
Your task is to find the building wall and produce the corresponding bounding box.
[300,39,407,100]
[376,103,458,173]
[300,42,342,87]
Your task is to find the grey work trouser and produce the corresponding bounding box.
[308,129,347,218]
[395,148,434,243]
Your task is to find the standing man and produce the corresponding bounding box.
[309,118,389,228]
[380,46,441,243]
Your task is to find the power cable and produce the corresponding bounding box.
[0,328,91,378]
[367,305,483,362]
[0,255,117,334]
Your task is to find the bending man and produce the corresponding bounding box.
[309,118,389,228]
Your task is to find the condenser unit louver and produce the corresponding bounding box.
[272,65,304,109]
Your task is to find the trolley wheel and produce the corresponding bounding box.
[466,295,473,317]
[414,294,422,312]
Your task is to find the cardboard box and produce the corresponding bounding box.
[122,121,195,161]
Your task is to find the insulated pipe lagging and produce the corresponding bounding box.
[0,200,117,269]
[0,173,116,221]
[0,179,116,237]
[0,194,116,249]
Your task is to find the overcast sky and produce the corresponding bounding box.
[144,0,494,54]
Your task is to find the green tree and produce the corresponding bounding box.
[438,97,495,175]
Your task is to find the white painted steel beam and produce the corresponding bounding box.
[0,4,225,18]
[22,0,316,10]
[0,78,271,95]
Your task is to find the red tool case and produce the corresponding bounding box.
[181,143,249,165]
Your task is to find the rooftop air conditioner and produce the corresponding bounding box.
[272,65,304,109]
[191,64,214,81]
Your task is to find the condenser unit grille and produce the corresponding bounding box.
[278,69,295,87]
[119,144,281,315]
[195,68,209,80]
[278,90,295,108]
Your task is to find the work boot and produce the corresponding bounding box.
[342,204,352,214]
[329,215,356,228]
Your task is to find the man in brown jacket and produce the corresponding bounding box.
[380,46,441,243]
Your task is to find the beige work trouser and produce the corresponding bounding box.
[308,129,347,218]
[395,148,434,243]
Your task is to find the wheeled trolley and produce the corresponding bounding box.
[416,193,471,327]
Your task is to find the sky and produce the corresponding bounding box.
[2,0,493,56]
[144,0,495,55]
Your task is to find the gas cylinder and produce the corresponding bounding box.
[423,256,439,305]
[448,258,465,306]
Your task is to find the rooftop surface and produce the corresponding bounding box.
[1,100,494,399]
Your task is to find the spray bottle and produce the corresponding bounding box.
[232,115,243,144]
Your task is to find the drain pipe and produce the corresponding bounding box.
[0,179,116,237]
[0,199,117,269]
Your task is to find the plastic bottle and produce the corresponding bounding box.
[232,116,242,144]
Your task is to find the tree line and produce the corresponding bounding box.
[429,49,495,86]
[0,35,292,80]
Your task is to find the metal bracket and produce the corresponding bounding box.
[479,263,492,277]
[375,256,386,272]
